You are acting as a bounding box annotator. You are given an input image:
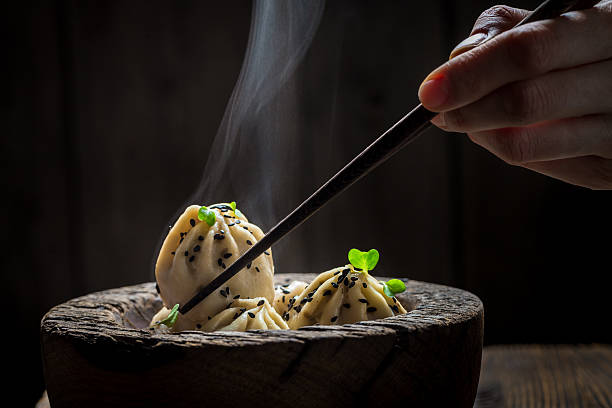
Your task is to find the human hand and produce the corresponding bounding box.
[418,2,612,189]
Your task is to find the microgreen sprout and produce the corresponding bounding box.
[382,279,406,298]
[156,304,179,327]
[198,206,216,226]
[348,248,379,275]
[229,201,244,218]
[230,201,237,211]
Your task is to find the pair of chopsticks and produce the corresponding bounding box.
[179,0,599,315]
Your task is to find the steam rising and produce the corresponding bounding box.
[191,0,325,229]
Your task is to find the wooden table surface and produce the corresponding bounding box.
[475,344,612,408]
[38,344,611,407]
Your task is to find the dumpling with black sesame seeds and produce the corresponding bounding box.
[154,203,275,327]
[273,280,308,315]
[285,264,407,329]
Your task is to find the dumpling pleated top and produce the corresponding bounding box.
[280,265,407,329]
[155,204,275,325]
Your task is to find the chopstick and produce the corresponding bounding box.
[179,0,599,315]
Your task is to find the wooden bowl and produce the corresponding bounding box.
[41,273,483,407]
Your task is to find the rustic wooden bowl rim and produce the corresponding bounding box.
[42,273,483,349]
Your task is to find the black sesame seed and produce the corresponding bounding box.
[255,266,260,272]
[246,240,252,245]
[343,278,349,286]
[257,300,264,306]
[307,291,315,298]
[289,298,295,304]
[226,286,230,294]
[343,268,351,273]
[281,289,290,294]
[222,263,226,269]
[358,298,368,303]
[391,305,400,313]
[349,282,355,288]
[196,323,202,329]
[184,251,189,256]
[242,226,249,230]
[248,312,255,318]
[264,251,270,255]
[353,267,362,272]
[331,283,339,288]
[180,232,185,237]
[351,277,358,281]
[281,284,289,287]
[240,308,246,313]
[223,214,233,218]
[189,255,195,262]
[343,303,351,309]
[294,305,302,313]
[193,245,201,252]
[190,219,195,227]
[179,237,184,243]
[218,258,223,266]
[392,297,397,303]
[334,270,341,275]
[363,283,367,288]
[282,296,285,303]
[233,313,239,319]
[198,235,204,241]
[367,307,377,313]
[323,290,332,296]
[155,283,160,294]
[208,316,211,320]
[331,316,338,322]
[235,220,241,224]
[284,313,289,321]
[307,297,313,302]
[247,262,252,269]
[220,290,227,297]
[220,208,228,212]
[228,223,235,227]
[214,233,225,240]
[300,298,308,305]
[233,295,240,299]
[171,251,175,255]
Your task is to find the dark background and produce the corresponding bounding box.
[3,0,611,405]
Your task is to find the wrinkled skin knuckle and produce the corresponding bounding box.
[475,5,516,30]
[505,27,552,76]
[503,81,548,125]
[497,129,534,165]
[503,85,532,125]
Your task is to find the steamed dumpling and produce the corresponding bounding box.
[201,297,289,331]
[282,265,407,329]
[155,203,275,324]
[273,280,308,315]
[150,297,288,332]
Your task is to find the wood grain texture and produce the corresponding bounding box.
[475,344,612,408]
[41,274,483,408]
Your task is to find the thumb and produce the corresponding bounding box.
[449,5,530,59]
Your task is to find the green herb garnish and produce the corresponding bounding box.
[156,304,179,327]
[198,206,216,226]
[230,201,237,211]
[348,248,379,274]
[382,279,406,298]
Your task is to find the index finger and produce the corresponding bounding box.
[418,4,612,112]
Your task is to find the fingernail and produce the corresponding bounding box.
[418,74,449,110]
[449,32,487,59]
